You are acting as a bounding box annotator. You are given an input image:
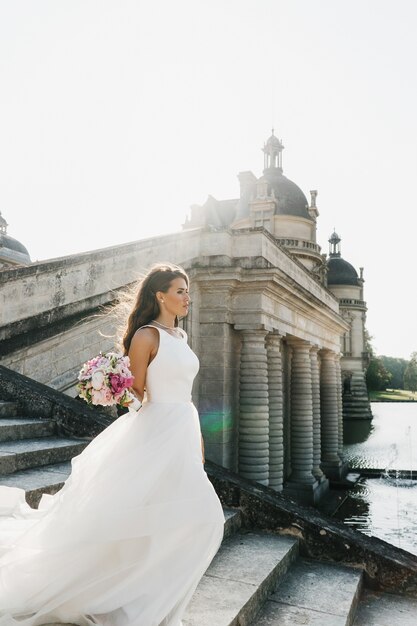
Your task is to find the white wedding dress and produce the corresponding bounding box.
[0,326,225,626]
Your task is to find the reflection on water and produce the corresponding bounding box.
[343,419,373,446]
[335,477,417,556]
[343,402,417,470]
[340,403,417,555]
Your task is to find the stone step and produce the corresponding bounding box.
[0,401,18,418]
[0,461,72,507]
[253,558,363,626]
[0,418,56,442]
[223,507,243,539]
[0,437,87,475]
[183,531,298,626]
[353,589,417,626]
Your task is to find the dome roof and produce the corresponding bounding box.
[264,170,312,221]
[265,133,282,148]
[0,233,31,266]
[327,256,359,286]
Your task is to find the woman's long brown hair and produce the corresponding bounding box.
[122,263,189,355]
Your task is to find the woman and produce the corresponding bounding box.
[0,263,225,626]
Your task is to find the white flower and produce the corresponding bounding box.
[91,370,105,390]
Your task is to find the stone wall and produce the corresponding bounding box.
[2,227,353,499]
[1,315,116,395]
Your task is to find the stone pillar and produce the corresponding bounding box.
[284,339,319,504]
[320,350,343,481]
[310,347,329,496]
[335,354,344,457]
[238,328,269,485]
[267,332,284,491]
[335,354,349,478]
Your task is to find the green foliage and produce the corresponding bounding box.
[364,328,375,357]
[380,355,408,389]
[404,352,417,393]
[364,329,391,391]
[366,356,392,391]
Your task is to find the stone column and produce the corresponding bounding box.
[335,354,344,457]
[238,328,269,485]
[284,339,319,504]
[335,354,349,478]
[267,332,284,491]
[310,347,329,484]
[320,350,343,481]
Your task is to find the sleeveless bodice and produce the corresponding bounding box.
[144,325,199,403]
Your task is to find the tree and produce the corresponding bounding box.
[404,352,417,392]
[364,330,392,391]
[380,356,408,389]
[366,357,392,391]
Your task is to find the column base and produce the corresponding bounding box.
[321,459,349,482]
[283,477,329,505]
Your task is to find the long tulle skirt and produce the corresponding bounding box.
[0,401,225,626]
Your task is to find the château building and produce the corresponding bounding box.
[0,133,372,504]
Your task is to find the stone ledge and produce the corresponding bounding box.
[0,365,111,437]
[0,290,118,356]
[205,460,417,597]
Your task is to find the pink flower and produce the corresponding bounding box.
[77,351,136,409]
[109,374,133,394]
[91,370,106,390]
[91,387,114,406]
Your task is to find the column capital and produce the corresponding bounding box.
[266,331,283,348]
[286,337,311,352]
[320,349,337,361]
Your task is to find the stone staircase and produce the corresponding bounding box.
[185,509,417,625]
[1,400,417,625]
[0,400,86,507]
[343,371,372,420]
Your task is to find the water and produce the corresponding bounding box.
[343,402,417,471]
[338,402,417,555]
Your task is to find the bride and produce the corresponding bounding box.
[0,263,225,626]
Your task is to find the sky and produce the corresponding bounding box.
[0,0,416,359]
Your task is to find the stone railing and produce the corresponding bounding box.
[207,460,417,596]
[339,299,366,308]
[275,238,321,254]
[0,364,112,438]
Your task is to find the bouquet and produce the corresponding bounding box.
[77,352,141,411]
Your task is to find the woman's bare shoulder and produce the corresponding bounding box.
[131,325,159,348]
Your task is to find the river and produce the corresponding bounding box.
[337,402,417,555]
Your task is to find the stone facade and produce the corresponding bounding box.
[326,232,372,419]
[1,225,349,504]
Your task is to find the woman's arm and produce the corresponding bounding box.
[201,434,205,464]
[128,327,159,402]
